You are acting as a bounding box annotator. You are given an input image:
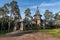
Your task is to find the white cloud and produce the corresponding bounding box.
[20,1,60,19]
[40,2,60,7]
[29,6,36,9]
[40,3,55,7]
[30,1,60,9]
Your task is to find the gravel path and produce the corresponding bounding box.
[0,32,60,40]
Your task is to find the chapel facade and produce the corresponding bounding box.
[14,6,45,31]
[31,6,42,28]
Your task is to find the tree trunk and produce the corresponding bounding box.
[13,23,17,31]
[8,21,10,32]
[20,22,23,31]
[1,22,3,32]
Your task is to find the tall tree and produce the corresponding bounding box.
[0,6,8,31]
[24,8,31,16]
[10,0,21,31]
[10,0,21,19]
[55,12,60,20]
[24,8,32,30]
[2,3,9,22]
[54,12,60,28]
[0,8,3,32]
[3,3,12,32]
[44,10,53,22]
[44,10,53,27]
[24,8,31,22]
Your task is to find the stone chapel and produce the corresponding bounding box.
[31,6,42,28]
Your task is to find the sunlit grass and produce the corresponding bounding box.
[40,28,60,37]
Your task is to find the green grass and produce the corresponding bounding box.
[40,28,60,37]
[0,28,60,37]
[0,29,13,36]
[0,30,8,35]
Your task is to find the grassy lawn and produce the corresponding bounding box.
[39,28,60,37]
[0,30,13,36]
[0,28,60,37]
[0,30,8,36]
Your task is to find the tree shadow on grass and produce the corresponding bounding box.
[4,31,33,37]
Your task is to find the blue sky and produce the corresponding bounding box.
[0,0,60,19]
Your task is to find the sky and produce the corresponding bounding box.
[0,0,60,19]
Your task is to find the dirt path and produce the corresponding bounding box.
[0,32,60,40]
